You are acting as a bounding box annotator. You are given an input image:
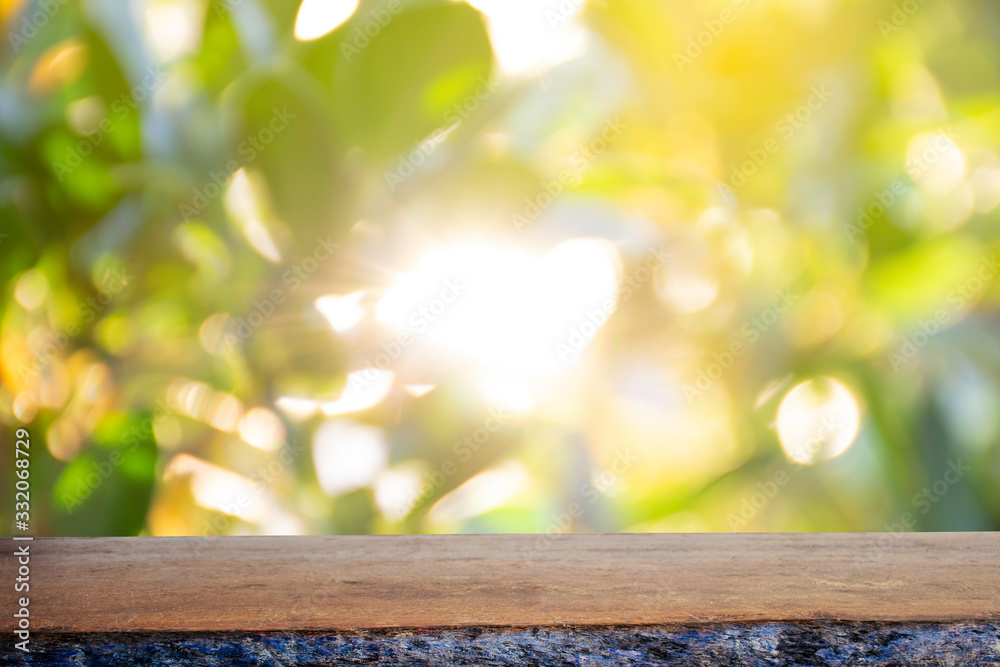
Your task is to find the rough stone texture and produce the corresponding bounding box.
[6,622,1000,666]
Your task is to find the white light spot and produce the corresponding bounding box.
[403,384,436,398]
[656,260,718,313]
[320,369,394,416]
[243,217,282,263]
[294,0,359,41]
[906,131,965,193]
[165,454,268,522]
[315,291,366,333]
[199,313,231,356]
[13,393,38,423]
[14,269,49,311]
[375,464,425,521]
[428,461,528,524]
[208,393,244,432]
[238,407,286,451]
[312,420,388,496]
[145,0,204,63]
[776,377,861,465]
[276,396,321,421]
[466,0,588,74]
[168,379,213,421]
[224,169,282,263]
[970,160,1000,213]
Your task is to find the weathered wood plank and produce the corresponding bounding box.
[3,533,997,633]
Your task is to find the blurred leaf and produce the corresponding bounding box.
[198,3,250,94]
[51,412,157,536]
[867,235,985,323]
[329,0,493,158]
[233,66,345,240]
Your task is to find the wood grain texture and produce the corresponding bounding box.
[2,533,998,633]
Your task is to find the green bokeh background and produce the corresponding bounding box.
[1,0,998,537]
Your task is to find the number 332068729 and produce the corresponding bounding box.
[15,428,30,520]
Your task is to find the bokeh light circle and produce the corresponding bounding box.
[776,377,861,465]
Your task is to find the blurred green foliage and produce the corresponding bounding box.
[1,0,998,537]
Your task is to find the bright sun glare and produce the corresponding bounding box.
[466,0,589,74]
[375,239,621,407]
